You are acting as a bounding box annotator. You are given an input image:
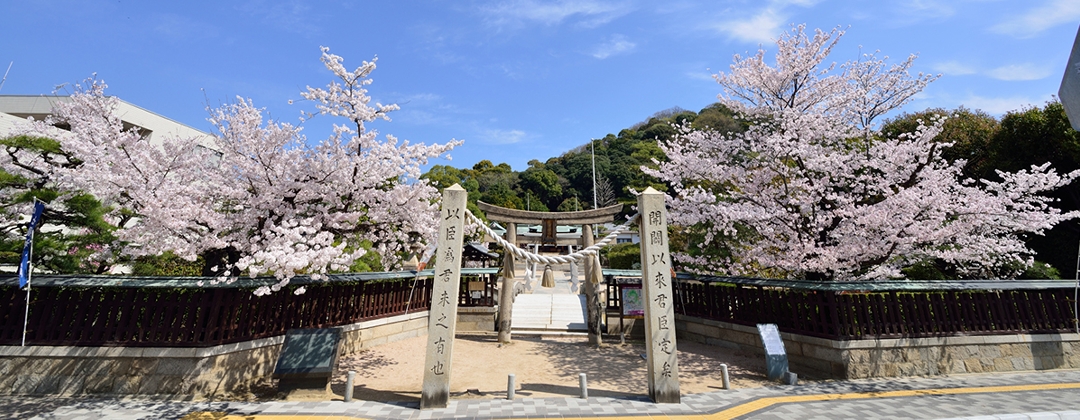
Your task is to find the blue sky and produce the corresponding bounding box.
[2,1,1079,171]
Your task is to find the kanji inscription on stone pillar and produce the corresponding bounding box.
[420,184,467,409]
[637,187,680,403]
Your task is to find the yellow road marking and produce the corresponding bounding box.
[709,382,1080,419]
[181,382,1080,420]
[181,414,362,420]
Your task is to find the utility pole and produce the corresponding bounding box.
[590,139,598,210]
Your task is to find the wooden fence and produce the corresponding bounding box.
[670,275,1078,340]
[0,269,498,347]
[6,267,1072,347]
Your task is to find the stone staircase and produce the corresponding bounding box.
[507,257,588,335]
[510,294,587,335]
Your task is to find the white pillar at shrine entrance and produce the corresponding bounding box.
[420,184,467,409]
[637,187,681,404]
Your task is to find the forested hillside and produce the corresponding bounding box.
[425,101,1080,279]
[421,103,745,217]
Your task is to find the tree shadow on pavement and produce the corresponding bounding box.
[0,396,241,420]
[530,334,774,394]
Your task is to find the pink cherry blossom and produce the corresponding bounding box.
[647,26,1079,280]
[4,48,461,293]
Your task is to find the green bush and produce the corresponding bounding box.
[131,251,204,276]
[602,242,641,269]
[1019,261,1061,279]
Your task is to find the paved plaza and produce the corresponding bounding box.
[3,370,1079,419]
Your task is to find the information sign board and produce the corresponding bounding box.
[756,323,789,381]
[621,285,644,317]
[273,328,343,379]
[758,323,786,355]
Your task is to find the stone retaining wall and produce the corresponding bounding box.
[676,314,1080,379]
[457,306,496,332]
[0,310,431,399]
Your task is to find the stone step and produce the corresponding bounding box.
[511,294,586,332]
[509,330,588,337]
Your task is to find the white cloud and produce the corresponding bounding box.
[401,93,442,103]
[901,0,955,18]
[708,0,820,44]
[480,0,632,29]
[958,94,1047,115]
[397,109,445,126]
[986,63,1053,81]
[931,61,977,76]
[410,23,466,65]
[480,128,528,145]
[388,93,475,126]
[991,0,1080,38]
[592,34,636,59]
[928,61,1054,81]
[713,8,786,44]
[686,71,716,82]
[238,0,322,35]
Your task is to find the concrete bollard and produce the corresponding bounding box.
[507,374,516,400]
[721,364,730,390]
[579,373,588,399]
[345,370,356,402]
[783,371,798,386]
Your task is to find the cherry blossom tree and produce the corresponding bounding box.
[208,48,460,293]
[647,25,1079,280]
[2,80,222,273]
[3,47,460,293]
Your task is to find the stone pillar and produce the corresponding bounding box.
[637,187,680,403]
[420,184,467,409]
[583,224,602,347]
[569,245,580,293]
[497,222,517,344]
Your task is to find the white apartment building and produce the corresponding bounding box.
[0,95,214,147]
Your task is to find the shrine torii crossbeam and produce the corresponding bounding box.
[477,201,623,346]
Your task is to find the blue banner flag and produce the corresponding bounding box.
[17,201,45,289]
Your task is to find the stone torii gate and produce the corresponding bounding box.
[421,185,679,408]
[477,200,623,347]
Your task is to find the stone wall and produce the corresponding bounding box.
[457,306,496,332]
[338,311,430,355]
[0,310,431,399]
[676,314,1080,379]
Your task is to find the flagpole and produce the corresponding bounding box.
[21,242,32,347]
[21,198,41,347]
